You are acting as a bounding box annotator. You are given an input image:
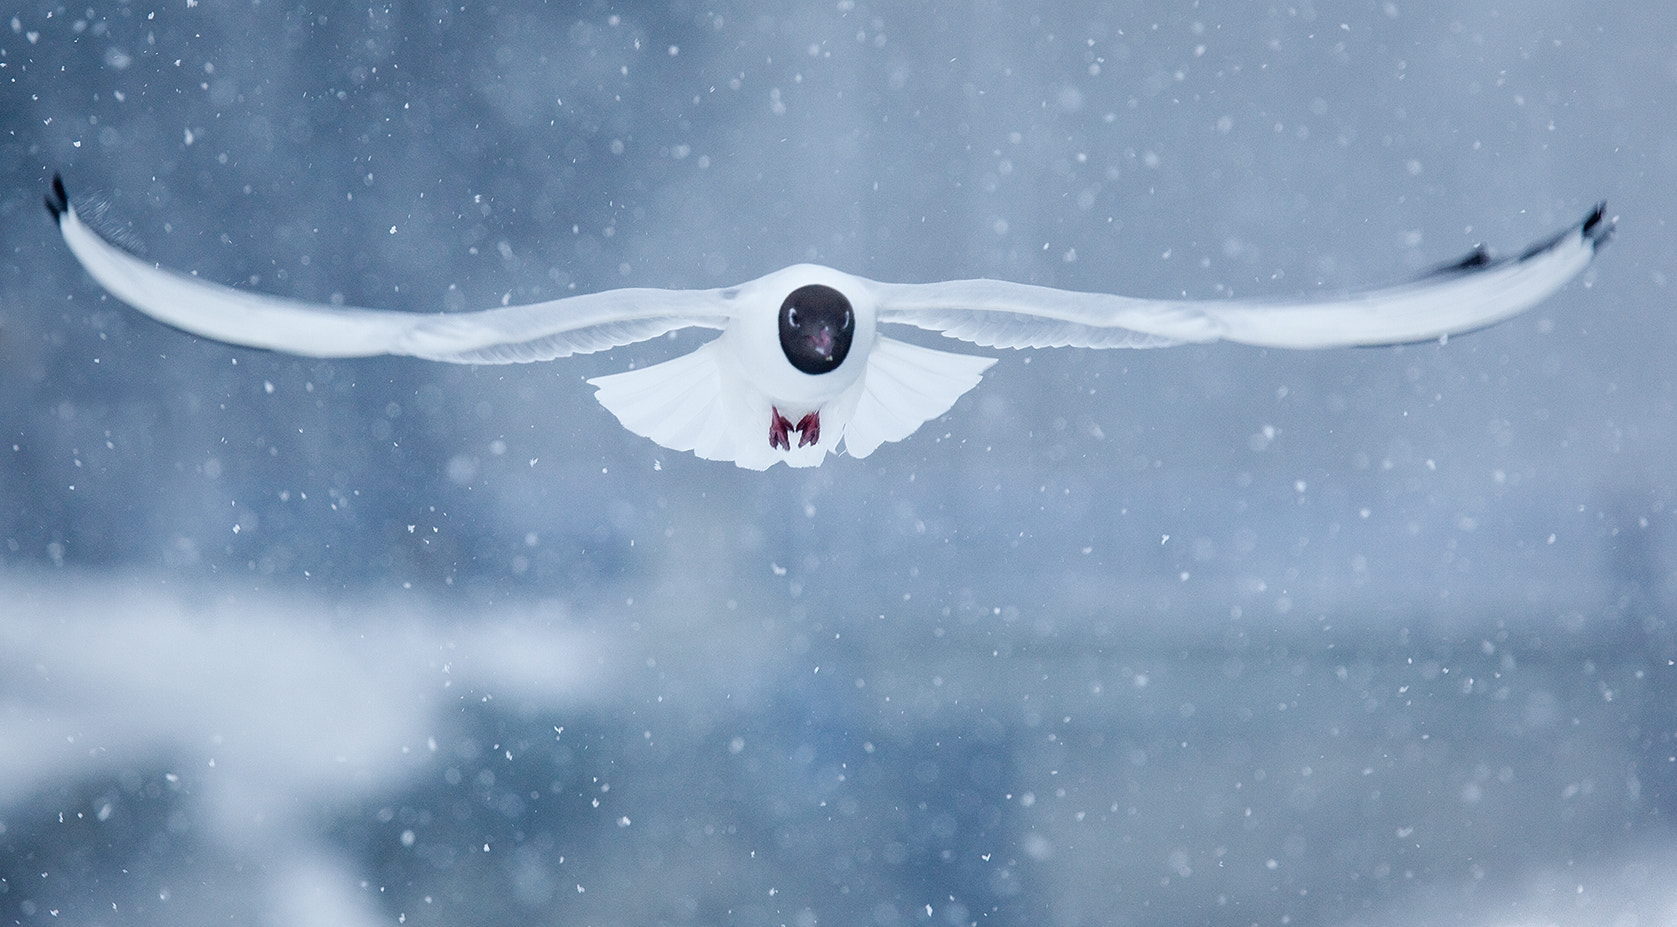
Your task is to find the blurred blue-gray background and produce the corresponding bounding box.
[3,1,1674,925]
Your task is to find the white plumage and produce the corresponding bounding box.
[46,176,1610,469]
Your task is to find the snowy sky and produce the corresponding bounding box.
[2,0,1674,924]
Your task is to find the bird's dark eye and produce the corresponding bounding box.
[778,284,855,375]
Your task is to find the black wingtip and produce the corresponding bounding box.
[1582,201,1613,250]
[1438,246,1493,274]
[1415,244,1497,282]
[44,173,68,224]
[1418,201,1612,284]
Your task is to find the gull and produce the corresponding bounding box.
[46,176,1610,469]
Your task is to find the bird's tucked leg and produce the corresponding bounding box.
[770,408,795,451]
[795,412,820,448]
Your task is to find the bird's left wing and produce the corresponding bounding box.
[875,205,1611,350]
[46,176,732,364]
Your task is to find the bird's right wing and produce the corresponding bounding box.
[47,176,732,364]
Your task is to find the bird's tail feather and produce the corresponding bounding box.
[839,337,995,459]
[589,336,992,468]
[589,342,739,463]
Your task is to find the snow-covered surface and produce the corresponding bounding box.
[2,0,1674,924]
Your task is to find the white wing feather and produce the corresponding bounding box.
[52,195,730,363]
[877,206,1610,350]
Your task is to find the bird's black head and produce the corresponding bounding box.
[778,284,854,375]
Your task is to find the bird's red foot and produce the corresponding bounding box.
[795,412,820,447]
[769,408,822,450]
[770,408,795,451]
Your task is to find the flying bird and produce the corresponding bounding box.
[46,175,1611,469]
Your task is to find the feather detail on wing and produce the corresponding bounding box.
[877,205,1610,350]
[876,305,1192,349]
[838,337,997,459]
[50,181,729,363]
[401,313,722,364]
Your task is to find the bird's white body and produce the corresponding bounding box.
[47,177,1610,469]
[586,263,995,468]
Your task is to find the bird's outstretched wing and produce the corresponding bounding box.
[45,175,732,363]
[875,205,1611,350]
